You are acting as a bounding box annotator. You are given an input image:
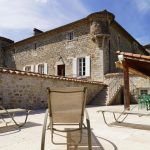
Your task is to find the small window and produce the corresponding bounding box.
[68,32,74,40]
[140,89,148,95]
[38,64,44,74]
[25,66,31,72]
[77,57,85,76]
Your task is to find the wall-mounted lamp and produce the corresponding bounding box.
[118,54,124,62]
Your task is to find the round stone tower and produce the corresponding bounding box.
[88,9,114,47]
[88,10,115,81]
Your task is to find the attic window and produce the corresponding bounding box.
[68,31,74,40]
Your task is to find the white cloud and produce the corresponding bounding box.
[35,0,48,3]
[133,0,150,13]
[0,0,89,41]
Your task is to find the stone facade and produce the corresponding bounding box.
[0,10,149,107]
[0,69,104,109]
[1,10,148,83]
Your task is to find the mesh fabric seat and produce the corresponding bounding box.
[41,87,92,150]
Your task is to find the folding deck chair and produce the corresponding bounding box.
[41,87,92,150]
[0,105,30,127]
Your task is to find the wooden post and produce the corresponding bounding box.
[123,61,130,110]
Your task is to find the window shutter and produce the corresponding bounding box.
[35,65,38,73]
[72,58,77,77]
[31,65,34,72]
[44,63,48,74]
[85,56,90,77]
[23,66,25,71]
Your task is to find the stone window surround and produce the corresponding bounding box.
[73,55,90,79]
[23,65,34,72]
[35,63,48,74]
[24,65,31,72]
[67,31,74,41]
[139,88,150,95]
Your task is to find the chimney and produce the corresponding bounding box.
[33,28,43,36]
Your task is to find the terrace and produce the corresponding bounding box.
[0,105,150,150]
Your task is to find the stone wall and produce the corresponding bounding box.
[130,76,150,95]
[0,71,104,109]
[6,24,106,81]
[109,27,142,73]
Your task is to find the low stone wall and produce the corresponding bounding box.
[0,71,104,109]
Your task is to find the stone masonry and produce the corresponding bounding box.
[0,68,104,109]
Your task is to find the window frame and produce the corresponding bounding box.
[68,31,74,41]
[24,65,32,72]
[37,64,45,74]
[140,89,148,95]
[77,57,86,77]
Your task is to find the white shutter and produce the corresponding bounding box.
[31,65,34,72]
[72,58,77,77]
[23,66,25,71]
[85,56,90,77]
[44,63,48,74]
[35,65,38,73]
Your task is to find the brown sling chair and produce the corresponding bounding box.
[41,87,92,150]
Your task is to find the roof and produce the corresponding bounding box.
[112,22,148,55]
[0,68,104,85]
[116,51,150,78]
[0,36,14,43]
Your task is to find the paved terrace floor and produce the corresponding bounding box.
[0,105,150,150]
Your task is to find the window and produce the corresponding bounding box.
[68,31,74,40]
[140,89,148,95]
[35,63,48,74]
[25,66,31,72]
[78,57,86,76]
[72,56,90,77]
[38,64,44,74]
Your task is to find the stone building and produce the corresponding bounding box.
[0,10,149,106]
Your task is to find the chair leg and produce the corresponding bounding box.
[41,109,49,150]
[85,109,92,150]
[86,118,92,150]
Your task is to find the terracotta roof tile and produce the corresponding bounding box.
[116,51,150,61]
[0,68,104,85]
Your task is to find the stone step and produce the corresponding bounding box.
[90,86,108,106]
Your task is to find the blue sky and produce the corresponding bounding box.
[0,0,150,45]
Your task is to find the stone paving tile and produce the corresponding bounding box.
[0,105,150,150]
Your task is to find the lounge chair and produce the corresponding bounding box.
[0,105,30,127]
[41,87,92,150]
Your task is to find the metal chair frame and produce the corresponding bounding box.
[41,87,92,150]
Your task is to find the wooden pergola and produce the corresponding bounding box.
[116,51,150,110]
